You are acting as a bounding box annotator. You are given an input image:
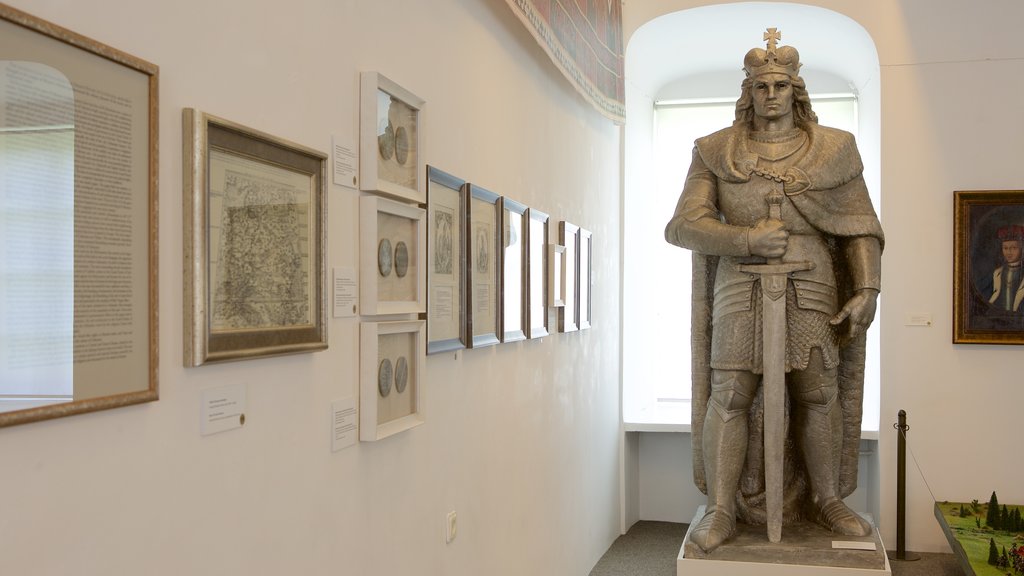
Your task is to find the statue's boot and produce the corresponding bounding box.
[813,496,872,536]
[794,382,872,537]
[689,399,747,553]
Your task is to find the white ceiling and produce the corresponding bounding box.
[626,2,879,100]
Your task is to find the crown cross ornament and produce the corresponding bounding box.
[744,27,801,79]
[763,27,781,56]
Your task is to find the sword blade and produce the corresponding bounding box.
[761,273,787,544]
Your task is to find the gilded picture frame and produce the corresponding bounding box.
[954,190,1024,344]
[0,5,159,427]
[184,109,327,365]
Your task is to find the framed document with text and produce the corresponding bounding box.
[426,166,467,354]
[359,72,424,204]
[0,5,159,427]
[468,184,501,348]
[184,109,327,366]
[558,221,579,333]
[526,208,550,339]
[360,320,425,441]
[501,198,528,343]
[359,195,426,316]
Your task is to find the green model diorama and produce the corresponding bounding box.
[935,493,1024,576]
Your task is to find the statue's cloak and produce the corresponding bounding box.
[689,123,884,524]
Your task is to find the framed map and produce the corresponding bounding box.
[426,166,467,354]
[184,109,327,366]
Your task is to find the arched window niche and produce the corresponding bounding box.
[622,3,882,435]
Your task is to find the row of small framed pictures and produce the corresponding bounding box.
[425,166,594,355]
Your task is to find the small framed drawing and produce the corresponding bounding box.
[426,166,468,354]
[579,228,593,330]
[501,198,529,343]
[468,184,502,348]
[558,221,580,333]
[954,190,1024,344]
[360,195,426,316]
[360,320,425,441]
[359,72,424,204]
[184,109,327,366]
[527,208,550,339]
[550,244,567,309]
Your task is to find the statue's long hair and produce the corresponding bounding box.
[734,75,818,128]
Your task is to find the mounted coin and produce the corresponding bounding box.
[394,125,409,165]
[378,121,395,160]
[378,357,393,397]
[378,238,393,276]
[394,356,408,394]
[394,241,409,278]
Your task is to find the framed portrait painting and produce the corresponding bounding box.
[954,190,1024,344]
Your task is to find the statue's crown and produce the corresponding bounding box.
[744,28,801,79]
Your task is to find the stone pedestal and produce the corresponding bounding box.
[678,506,891,576]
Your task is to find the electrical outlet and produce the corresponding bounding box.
[445,511,457,544]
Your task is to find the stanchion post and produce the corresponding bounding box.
[888,409,920,562]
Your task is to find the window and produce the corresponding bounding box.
[623,95,880,432]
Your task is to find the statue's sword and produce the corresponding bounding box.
[737,189,814,543]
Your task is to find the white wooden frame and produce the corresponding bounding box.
[526,208,550,339]
[360,195,426,316]
[359,71,425,204]
[360,320,425,441]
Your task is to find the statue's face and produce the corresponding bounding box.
[751,73,794,121]
[1002,239,1022,265]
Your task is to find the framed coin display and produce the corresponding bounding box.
[426,166,468,354]
[360,195,425,316]
[558,221,580,333]
[526,208,550,339]
[468,184,502,348]
[359,71,424,204]
[360,320,425,441]
[578,228,593,330]
[501,198,529,343]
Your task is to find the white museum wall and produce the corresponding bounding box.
[0,1,622,575]
[623,0,1024,553]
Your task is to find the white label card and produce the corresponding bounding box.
[201,383,246,436]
